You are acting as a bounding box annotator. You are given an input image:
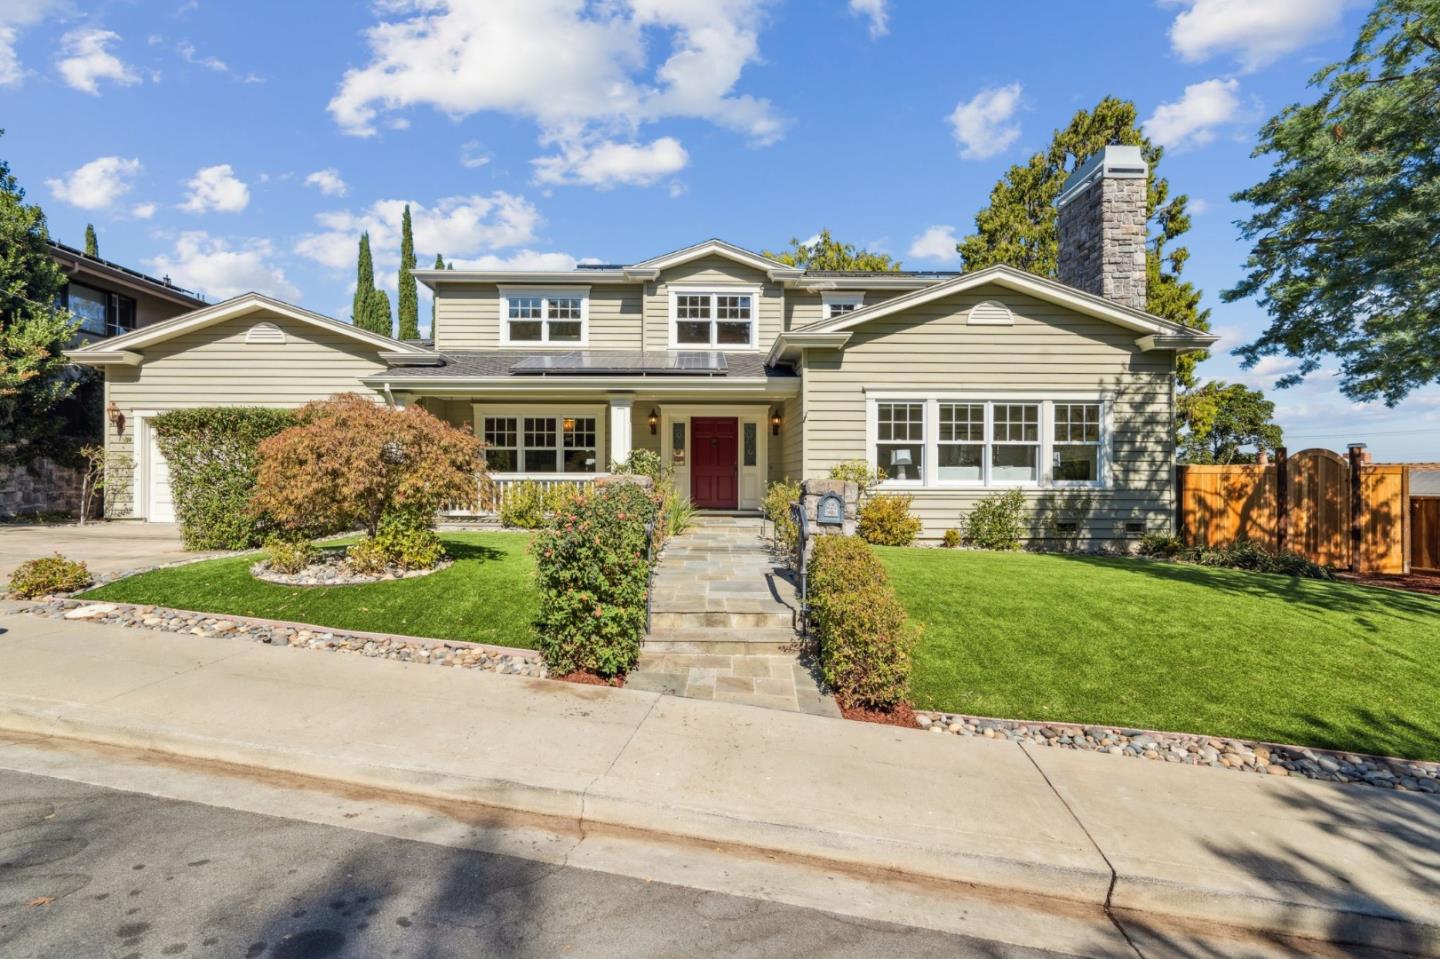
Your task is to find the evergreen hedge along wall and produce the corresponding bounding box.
[153,407,298,550]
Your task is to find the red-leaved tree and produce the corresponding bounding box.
[252,394,485,538]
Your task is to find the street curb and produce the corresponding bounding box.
[1,694,1435,957]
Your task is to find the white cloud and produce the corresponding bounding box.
[56,28,141,94]
[327,0,780,189]
[1166,0,1350,72]
[849,0,888,38]
[1188,198,1210,215]
[131,201,157,219]
[947,82,1022,160]
[147,231,300,301]
[177,41,227,72]
[447,250,580,271]
[294,192,542,272]
[459,140,490,169]
[45,156,143,210]
[0,26,21,86]
[533,136,688,188]
[181,163,250,213]
[906,225,960,263]
[304,168,348,197]
[1143,77,1241,151]
[0,1,72,87]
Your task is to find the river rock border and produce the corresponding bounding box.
[916,710,1439,794]
[251,552,453,587]
[16,598,546,678]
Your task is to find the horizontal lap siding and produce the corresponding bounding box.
[801,286,1175,544]
[785,289,904,331]
[644,257,782,352]
[435,284,644,351]
[104,312,388,518]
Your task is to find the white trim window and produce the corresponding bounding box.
[868,395,1110,489]
[500,288,589,345]
[482,413,600,474]
[668,287,759,349]
[821,292,864,320]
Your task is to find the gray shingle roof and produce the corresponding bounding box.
[378,350,788,379]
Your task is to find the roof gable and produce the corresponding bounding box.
[629,239,803,279]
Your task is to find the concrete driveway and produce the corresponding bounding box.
[0,521,225,584]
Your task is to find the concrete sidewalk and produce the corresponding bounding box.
[0,608,1435,956]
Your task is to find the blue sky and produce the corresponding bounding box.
[2,0,1435,460]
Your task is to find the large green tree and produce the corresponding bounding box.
[367,287,393,338]
[1176,381,1284,465]
[1224,0,1440,406]
[352,232,375,328]
[764,229,901,271]
[397,204,419,340]
[84,223,98,258]
[958,97,1210,386]
[0,135,80,461]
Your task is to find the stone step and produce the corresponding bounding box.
[648,609,795,630]
[643,627,799,655]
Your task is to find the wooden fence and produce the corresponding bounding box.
[1177,447,1409,574]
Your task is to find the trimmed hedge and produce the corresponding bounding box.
[532,481,659,678]
[807,535,916,710]
[153,407,298,550]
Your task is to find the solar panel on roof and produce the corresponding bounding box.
[509,351,727,375]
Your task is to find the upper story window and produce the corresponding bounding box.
[669,287,759,349]
[64,282,136,338]
[499,288,588,346]
[821,292,864,320]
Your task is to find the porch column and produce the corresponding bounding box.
[608,397,633,469]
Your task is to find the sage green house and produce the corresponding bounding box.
[67,146,1213,544]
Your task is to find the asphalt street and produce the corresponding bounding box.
[0,767,1085,959]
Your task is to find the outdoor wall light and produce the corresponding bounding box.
[770,409,782,436]
[106,401,125,437]
[648,408,659,435]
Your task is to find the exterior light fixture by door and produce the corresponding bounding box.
[106,401,126,436]
[648,408,659,435]
[770,408,782,436]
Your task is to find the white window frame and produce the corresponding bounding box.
[499,287,590,346]
[864,391,1112,490]
[872,400,927,487]
[667,285,761,350]
[472,404,606,477]
[820,291,864,321]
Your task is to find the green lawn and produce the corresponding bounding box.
[876,548,1440,762]
[82,532,539,648]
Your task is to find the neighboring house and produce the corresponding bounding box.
[50,241,207,343]
[67,146,1214,543]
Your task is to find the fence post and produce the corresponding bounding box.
[1174,464,1187,542]
[1347,443,1366,573]
[1274,446,1288,554]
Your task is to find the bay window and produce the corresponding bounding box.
[871,396,1107,488]
[670,288,758,348]
[500,289,588,345]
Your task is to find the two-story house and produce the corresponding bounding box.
[68,146,1214,541]
[50,241,207,344]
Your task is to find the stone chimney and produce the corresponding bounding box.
[1055,144,1148,310]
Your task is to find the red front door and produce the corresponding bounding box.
[690,417,739,509]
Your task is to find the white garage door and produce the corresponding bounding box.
[145,423,176,523]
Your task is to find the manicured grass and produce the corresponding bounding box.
[82,532,539,648]
[876,547,1440,761]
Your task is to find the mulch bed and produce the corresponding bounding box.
[556,670,625,688]
[1335,570,1440,596]
[840,701,919,728]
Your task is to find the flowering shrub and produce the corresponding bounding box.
[7,554,91,598]
[858,493,922,546]
[807,536,916,710]
[532,481,659,678]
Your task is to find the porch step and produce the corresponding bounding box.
[643,627,799,655]
[648,609,794,630]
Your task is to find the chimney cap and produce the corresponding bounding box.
[1056,144,1147,208]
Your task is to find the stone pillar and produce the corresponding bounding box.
[608,397,633,470]
[1055,144,1148,311]
[799,478,860,538]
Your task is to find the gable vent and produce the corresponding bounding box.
[967,300,1013,326]
[245,322,286,344]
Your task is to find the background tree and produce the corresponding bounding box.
[958,97,1210,386]
[431,253,445,328]
[1224,0,1440,406]
[367,287,393,338]
[352,232,375,328]
[397,204,419,340]
[84,223,98,257]
[0,134,80,461]
[764,229,901,271]
[1176,381,1284,464]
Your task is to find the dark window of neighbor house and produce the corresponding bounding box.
[64,283,137,338]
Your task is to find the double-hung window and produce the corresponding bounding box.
[670,288,757,348]
[991,404,1040,482]
[876,402,924,481]
[501,289,587,345]
[482,414,599,474]
[1052,403,1102,482]
[938,403,985,481]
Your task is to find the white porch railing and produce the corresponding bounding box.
[441,474,602,517]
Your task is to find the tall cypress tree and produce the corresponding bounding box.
[352,232,375,328]
[84,223,98,257]
[397,205,419,340]
[431,253,445,328]
[367,288,393,338]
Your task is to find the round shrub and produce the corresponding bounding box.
[373,513,446,570]
[807,536,916,710]
[941,528,962,549]
[962,488,1027,551]
[532,481,659,678]
[858,493,922,546]
[345,538,391,575]
[8,554,91,598]
[262,536,314,575]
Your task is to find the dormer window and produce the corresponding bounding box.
[500,288,588,345]
[821,292,864,320]
[669,286,759,349]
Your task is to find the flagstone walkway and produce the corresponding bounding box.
[628,516,839,717]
